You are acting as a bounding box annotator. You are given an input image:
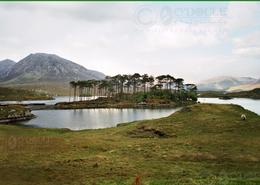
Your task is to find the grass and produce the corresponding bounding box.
[0,87,53,101]
[0,104,260,184]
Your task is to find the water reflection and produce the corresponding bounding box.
[21,108,179,130]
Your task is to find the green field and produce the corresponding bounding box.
[0,104,260,185]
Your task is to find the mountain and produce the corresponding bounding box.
[0,59,16,79]
[197,76,258,91]
[1,53,105,83]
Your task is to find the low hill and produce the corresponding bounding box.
[227,88,260,99]
[198,76,257,91]
[227,83,260,92]
[199,88,260,99]
[0,87,52,101]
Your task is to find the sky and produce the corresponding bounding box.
[0,2,259,83]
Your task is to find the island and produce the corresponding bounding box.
[0,104,34,123]
[56,74,198,109]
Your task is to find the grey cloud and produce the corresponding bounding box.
[0,2,259,83]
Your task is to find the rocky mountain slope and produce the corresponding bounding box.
[0,53,105,83]
[0,59,16,79]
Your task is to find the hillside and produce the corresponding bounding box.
[0,87,52,101]
[0,59,16,79]
[198,76,257,91]
[0,53,105,83]
[0,104,259,184]
[227,88,260,99]
[227,83,260,92]
[199,88,260,99]
[0,53,105,95]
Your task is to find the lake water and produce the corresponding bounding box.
[0,96,93,105]
[198,98,260,115]
[7,97,260,130]
[21,108,180,130]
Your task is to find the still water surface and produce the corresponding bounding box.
[11,97,260,130]
[1,96,79,105]
[198,98,260,115]
[22,108,180,130]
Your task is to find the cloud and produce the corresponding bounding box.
[143,23,224,51]
[0,3,135,22]
[0,2,259,83]
[233,31,260,57]
[226,3,260,30]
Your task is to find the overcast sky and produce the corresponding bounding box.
[0,2,259,83]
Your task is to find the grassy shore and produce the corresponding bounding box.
[0,104,260,184]
[0,87,53,101]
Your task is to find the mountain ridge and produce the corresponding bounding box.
[0,53,105,84]
[0,59,16,79]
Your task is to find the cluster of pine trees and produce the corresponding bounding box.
[69,73,197,102]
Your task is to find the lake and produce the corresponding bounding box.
[198,98,260,115]
[0,96,79,105]
[10,97,260,130]
[21,108,180,130]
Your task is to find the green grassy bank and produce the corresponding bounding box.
[0,104,259,185]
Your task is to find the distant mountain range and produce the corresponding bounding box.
[0,53,105,84]
[198,76,260,92]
